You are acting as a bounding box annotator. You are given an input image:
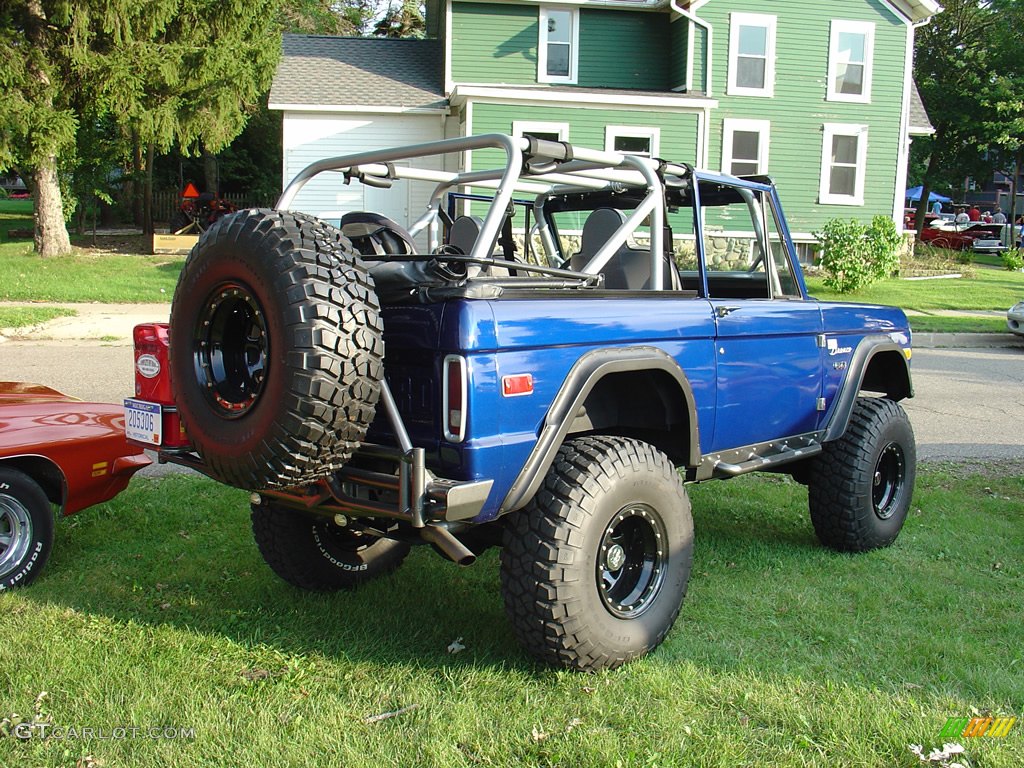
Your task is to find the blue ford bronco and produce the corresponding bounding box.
[127,134,915,671]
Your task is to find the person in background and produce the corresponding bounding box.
[968,205,981,221]
[993,208,1007,224]
[982,210,993,223]
[955,207,970,224]
[931,199,943,216]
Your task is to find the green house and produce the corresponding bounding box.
[269,0,938,254]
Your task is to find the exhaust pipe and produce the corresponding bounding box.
[420,525,476,566]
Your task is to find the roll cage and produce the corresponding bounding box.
[275,133,807,299]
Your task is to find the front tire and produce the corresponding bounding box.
[808,397,916,552]
[251,502,410,591]
[0,469,54,589]
[500,436,693,672]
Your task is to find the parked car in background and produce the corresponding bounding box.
[1008,301,1024,337]
[1,383,151,589]
[917,219,1008,253]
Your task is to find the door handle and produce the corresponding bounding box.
[716,305,741,318]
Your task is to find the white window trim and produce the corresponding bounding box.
[819,123,869,206]
[726,12,776,97]
[512,121,569,142]
[827,20,875,103]
[721,118,770,176]
[538,6,580,85]
[604,126,661,157]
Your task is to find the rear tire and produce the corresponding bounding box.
[808,397,916,552]
[169,209,384,490]
[251,502,410,591]
[500,436,693,671]
[0,469,54,590]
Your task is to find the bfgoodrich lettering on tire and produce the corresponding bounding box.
[251,502,410,591]
[0,468,54,590]
[808,397,916,552]
[169,209,384,491]
[500,436,693,671]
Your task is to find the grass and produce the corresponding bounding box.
[0,305,76,331]
[806,266,1024,312]
[0,241,182,303]
[0,198,33,241]
[907,315,1009,334]
[1,468,1021,767]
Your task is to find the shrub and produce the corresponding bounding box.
[865,215,903,279]
[1002,249,1024,271]
[816,218,873,293]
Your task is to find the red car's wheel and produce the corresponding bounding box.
[0,468,54,589]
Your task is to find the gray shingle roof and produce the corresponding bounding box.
[269,35,445,111]
[909,82,934,135]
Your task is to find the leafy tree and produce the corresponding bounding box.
[0,1,78,256]
[911,0,1024,233]
[0,0,281,253]
[373,1,425,38]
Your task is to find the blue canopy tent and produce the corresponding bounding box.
[904,186,952,203]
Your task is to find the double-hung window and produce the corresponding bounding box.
[819,123,868,205]
[721,119,770,176]
[605,126,660,157]
[727,13,776,97]
[827,20,875,102]
[538,7,579,84]
[513,121,569,144]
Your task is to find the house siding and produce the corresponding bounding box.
[451,2,538,84]
[469,101,700,165]
[451,2,669,88]
[690,23,707,95]
[577,10,669,90]
[670,17,688,91]
[700,0,907,235]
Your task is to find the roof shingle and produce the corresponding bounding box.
[269,35,445,111]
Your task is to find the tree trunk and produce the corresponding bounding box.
[915,146,944,241]
[202,150,219,196]
[143,143,155,236]
[132,132,144,226]
[32,158,72,257]
[24,0,72,257]
[1011,151,1021,248]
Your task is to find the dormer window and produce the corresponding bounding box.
[538,7,579,84]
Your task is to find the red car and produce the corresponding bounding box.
[0,382,151,589]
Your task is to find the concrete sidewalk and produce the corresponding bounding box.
[0,302,170,345]
[0,300,1021,349]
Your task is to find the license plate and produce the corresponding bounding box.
[124,399,163,446]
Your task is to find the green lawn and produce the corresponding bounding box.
[907,315,1009,334]
[0,198,33,241]
[0,241,182,302]
[1,469,1021,767]
[806,267,1024,312]
[0,305,77,331]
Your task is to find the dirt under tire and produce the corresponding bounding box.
[251,502,410,591]
[169,209,384,490]
[0,468,54,590]
[808,396,916,552]
[500,436,693,672]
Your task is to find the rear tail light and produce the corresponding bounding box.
[442,354,467,443]
[132,323,190,448]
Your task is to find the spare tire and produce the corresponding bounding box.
[169,209,384,490]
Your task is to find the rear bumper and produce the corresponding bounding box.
[157,443,493,525]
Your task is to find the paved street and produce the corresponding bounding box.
[0,339,1020,464]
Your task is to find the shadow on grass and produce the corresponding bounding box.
[17,471,1024,704]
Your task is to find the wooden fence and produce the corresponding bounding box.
[152,191,276,223]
